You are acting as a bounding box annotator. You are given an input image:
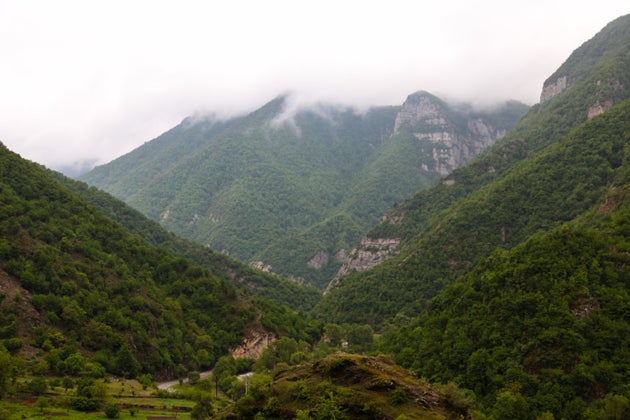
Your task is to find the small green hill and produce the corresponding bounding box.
[217,353,475,419]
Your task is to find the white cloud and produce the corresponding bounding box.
[0,0,627,172]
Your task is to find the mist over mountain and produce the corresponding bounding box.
[80,93,526,288]
[314,13,630,418]
[321,13,630,324]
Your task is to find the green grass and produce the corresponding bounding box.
[1,378,198,419]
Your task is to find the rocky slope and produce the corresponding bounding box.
[393,91,514,176]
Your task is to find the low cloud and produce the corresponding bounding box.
[0,1,627,171]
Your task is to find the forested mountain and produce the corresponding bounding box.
[313,13,630,419]
[50,171,321,313]
[380,143,630,418]
[80,94,526,288]
[0,142,317,382]
[2,11,630,420]
[319,13,630,325]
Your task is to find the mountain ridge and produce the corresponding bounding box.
[0,141,316,381]
[319,13,630,325]
[80,93,526,288]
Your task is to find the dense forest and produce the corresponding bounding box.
[0,142,317,384]
[50,170,321,314]
[318,13,630,326]
[379,98,630,419]
[1,12,630,420]
[80,95,526,288]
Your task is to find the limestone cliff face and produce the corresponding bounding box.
[540,75,569,103]
[393,91,509,176]
[325,236,401,294]
[230,329,276,359]
[326,92,519,292]
[324,92,520,292]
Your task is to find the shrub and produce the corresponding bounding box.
[70,396,101,411]
[105,403,120,418]
[391,387,409,405]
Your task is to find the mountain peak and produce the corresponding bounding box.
[540,13,630,104]
[393,90,447,133]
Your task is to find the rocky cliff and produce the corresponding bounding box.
[540,75,569,103]
[394,91,510,176]
[325,236,401,293]
[325,92,524,290]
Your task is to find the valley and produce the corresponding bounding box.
[1,12,630,420]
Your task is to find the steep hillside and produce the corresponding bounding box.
[50,171,322,313]
[320,14,630,324]
[0,142,316,381]
[80,94,525,288]
[379,122,630,418]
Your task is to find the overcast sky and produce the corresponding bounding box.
[0,1,628,174]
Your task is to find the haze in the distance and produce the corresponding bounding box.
[0,0,627,174]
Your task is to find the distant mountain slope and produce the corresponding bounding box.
[51,171,322,313]
[80,94,526,288]
[0,142,316,380]
[319,13,630,325]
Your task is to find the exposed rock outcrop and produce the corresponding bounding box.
[540,75,569,103]
[231,329,276,359]
[250,260,273,273]
[588,99,614,119]
[393,91,509,176]
[307,251,330,269]
[325,237,400,293]
[325,92,520,292]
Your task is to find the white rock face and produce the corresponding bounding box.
[394,91,506,176]
[393,93,446,133]
[325,91,515,292]
[540,76,569,103]
[325,237,401,293]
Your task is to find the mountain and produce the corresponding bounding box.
[316,13,630,419]
[0,142,316,382]
[380,151,630,417]
[319,13,630,325]
[80,94,526,288]
[49,170,321,313]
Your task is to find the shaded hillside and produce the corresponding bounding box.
[217,353,475,419]
[0,142,317,381]
[80,95,525,288]
[320,14,630,325]
[380,161,630,418]
[51,171,321,313]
